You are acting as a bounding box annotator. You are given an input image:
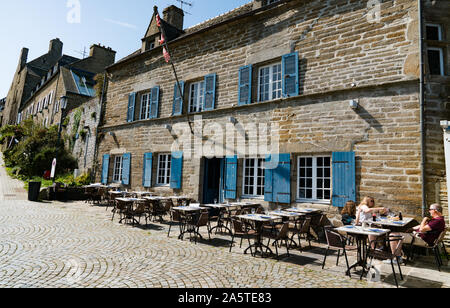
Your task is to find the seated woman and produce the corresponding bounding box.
[355,196,388,247]
[341,200,356,225]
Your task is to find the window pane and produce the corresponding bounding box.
[428,49,443,75]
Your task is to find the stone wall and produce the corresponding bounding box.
[64,96,101,175]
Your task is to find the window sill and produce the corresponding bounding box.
[241,195,264,200]
[295,199,331,205]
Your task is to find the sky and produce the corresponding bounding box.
[0,0,251,98]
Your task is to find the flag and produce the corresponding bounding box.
[156,13,161,27]
[163,47,171,63]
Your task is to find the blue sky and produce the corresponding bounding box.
[0,0,251,98]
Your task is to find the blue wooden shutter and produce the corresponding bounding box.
[170,151,183,189]
[332,152,356,208]
[122,153,131,186]
[238,65,252,106]
[264,154,274,202]
[203,73,217,111]
[172,81,185,116]
[265,154,291,204]
[101,154,110,185]
[127,93,136,122]
[282,52,299,98]
[224,156,238,199]
[143,153,153,188]
[150,86,160,119]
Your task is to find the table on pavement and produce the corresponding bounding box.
[172,206,208,240]
[335,225,391,275]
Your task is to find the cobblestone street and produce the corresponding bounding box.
[1,157,448,288]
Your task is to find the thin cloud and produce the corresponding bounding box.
[104,18,138,30]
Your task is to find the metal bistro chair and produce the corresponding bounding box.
[168,208,185,238]
[289,216,312,251]
[192,211,212,244]
[407,228,449,272]
[229,218,258,255]
[361,235,405,288]
[263,222,291,260]
[322,226,357,277]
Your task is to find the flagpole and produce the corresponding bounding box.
[154,6,194,134]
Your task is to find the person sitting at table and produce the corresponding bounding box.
[341,200,357,225]
[355,196,388,226]
[387,203,446,265]
[355,197,388,247]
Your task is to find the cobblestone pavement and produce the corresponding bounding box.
[0,199,393,288]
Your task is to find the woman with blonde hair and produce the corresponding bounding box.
[355,196,387,226]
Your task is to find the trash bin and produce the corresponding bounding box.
[28,181,41,202]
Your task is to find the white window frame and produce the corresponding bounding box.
[297,155,331,204]
[156,154,172,186]
[140,92,151,120]
[188,80,205,113]
[426,23,443,41]
[242,158,265,198]
[258,62,282,102]
[428,47,445,76]
[113,156,123,183]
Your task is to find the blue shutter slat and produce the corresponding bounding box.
[101,154,110,185]
[332,152,356,207]
[203,73,216,111]
[143,153,153,188]
[172,81,185,116]
[264,154,274,202]
[122,153,131,186]
[238,65,252,106]
[127,93,136,122]
[150,87,160,119]
[224,156,238,199]
[170,151,183,189]
[282,52,299,98]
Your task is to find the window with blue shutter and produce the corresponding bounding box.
[122,153,131,186]
[332,152,356,207]
[282,52,299,98]
[101,154,110,185]
[238,65,252,106]
[172,81,185,116]
[265,153,291,204]
[203,73,217,111]
[224,156,238,199]
[150,86,160,119]
[143,153,153,188]
[127,93,136,122]
[170,151,183,189]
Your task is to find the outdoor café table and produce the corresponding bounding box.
[237,213,283,258]
[115,197,146,225]
[371,217,415,232]
[172,206,208,240]
[285,207,322,215]
[202,203,242,235]
[334,225,391,275]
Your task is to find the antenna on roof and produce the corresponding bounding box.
[73,47,88,59]
[174,0,193,15]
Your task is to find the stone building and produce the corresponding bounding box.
[0,98,5,124]
[8,39,115,176]
[96,0,449,225]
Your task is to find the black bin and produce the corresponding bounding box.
[28,181,41,202]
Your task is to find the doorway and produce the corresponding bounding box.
[202,158,224,204]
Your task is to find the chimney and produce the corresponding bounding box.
[89,44,117,67]
[163,5,184,30]
[49,38,63,56]
[17,48,29,71]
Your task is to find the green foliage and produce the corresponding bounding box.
[94,74,105,99]
[1,119,77,178]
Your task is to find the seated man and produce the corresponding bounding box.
[388,203,446,264]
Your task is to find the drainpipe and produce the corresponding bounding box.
[418,0,427,217]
